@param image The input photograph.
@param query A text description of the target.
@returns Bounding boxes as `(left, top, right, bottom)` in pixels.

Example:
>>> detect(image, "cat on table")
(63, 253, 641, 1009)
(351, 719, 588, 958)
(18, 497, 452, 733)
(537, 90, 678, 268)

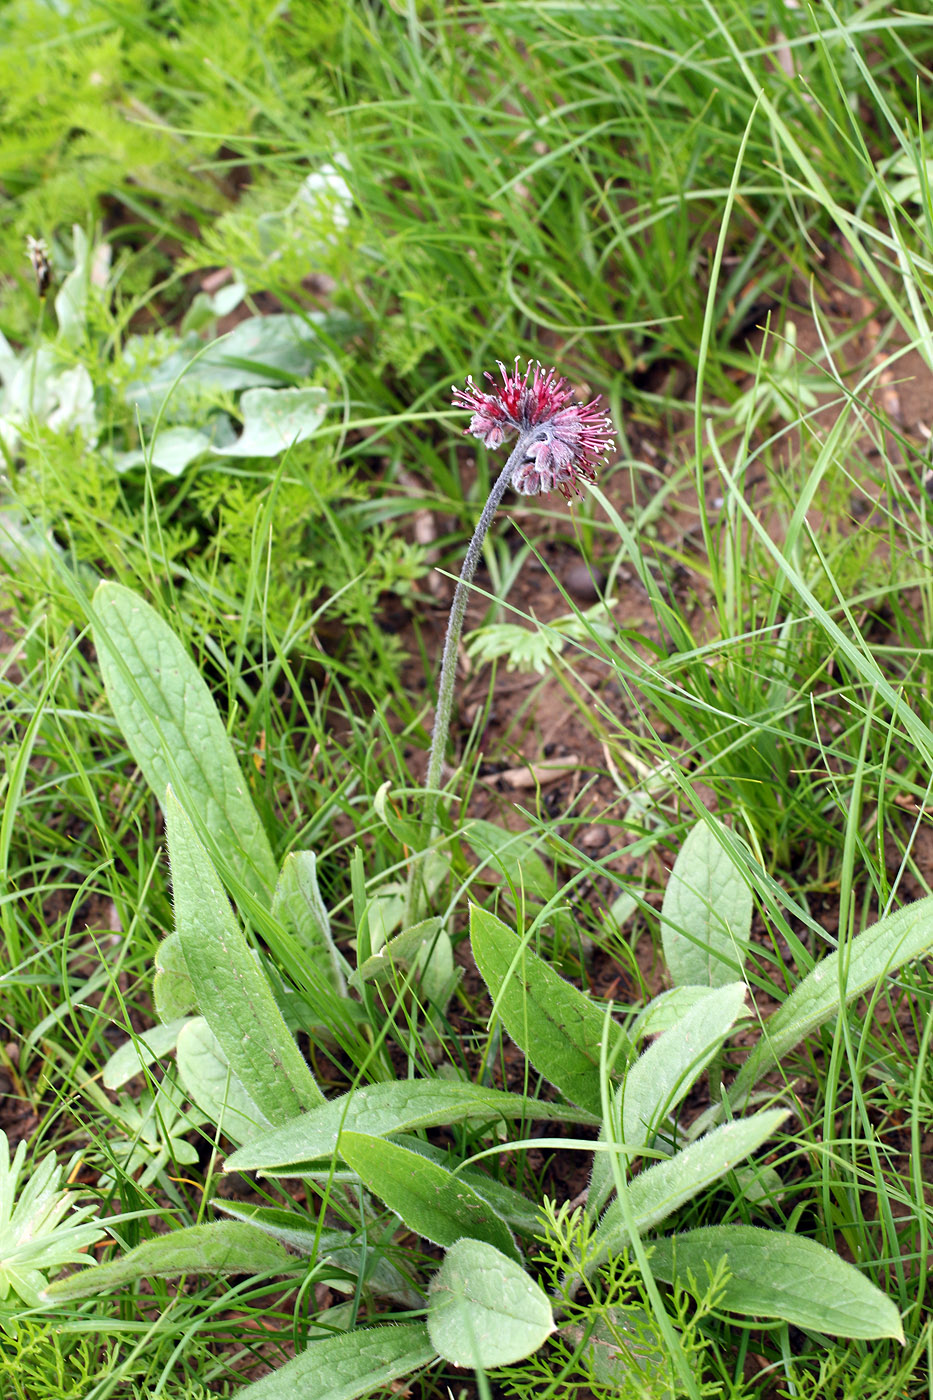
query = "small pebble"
(564, 561, 605, 600)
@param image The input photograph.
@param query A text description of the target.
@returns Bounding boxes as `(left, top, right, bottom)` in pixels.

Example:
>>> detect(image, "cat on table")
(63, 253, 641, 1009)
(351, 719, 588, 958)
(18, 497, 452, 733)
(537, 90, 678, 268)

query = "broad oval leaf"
(338, 1131, 520, 1261)
(42, 1221, 296, 1302)
(225, 1079, 596, 1175)
(212, 385, 327, 458)
(153, 931, 196, 1021)
(166, 788, 324, 1121)
(660, 818, 753, 988)
(93, 580, 277, 904)
(236, 1323, 436, 1400)
(470, 906, 629, 1116)
(649, 1224, 904, 1341)
(428, 1239, 554, 1367)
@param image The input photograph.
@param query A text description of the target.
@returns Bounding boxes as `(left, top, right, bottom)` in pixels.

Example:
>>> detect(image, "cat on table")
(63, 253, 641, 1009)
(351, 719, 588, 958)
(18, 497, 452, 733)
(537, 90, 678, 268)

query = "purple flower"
(452, 359, 614, 500)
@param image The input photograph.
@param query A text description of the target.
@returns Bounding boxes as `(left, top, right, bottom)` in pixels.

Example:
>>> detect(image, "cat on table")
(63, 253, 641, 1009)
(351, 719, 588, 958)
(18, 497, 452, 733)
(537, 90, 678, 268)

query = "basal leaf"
(166, 788, 324, 1121)
(42, 1222, 296, 1302)
(225, 1079, 596, 1175)
(470, 906, 629, 1115)
(93, 580, 277, 904)
(236, 1324, 436, 1400)
(649, 1224, 904, 1341)
(338, 1132, 520, 1261)
(428, 1239, 554, 1367)
(586, 1110, 789, 1276)
(660, 819, 753, 988)
(589, 983, 748, 1218)
(212, 386, 327, 458)
(175, 1017, 271, 1145)
(273, 851, 347, 996)
(733, 895, 933, 1102)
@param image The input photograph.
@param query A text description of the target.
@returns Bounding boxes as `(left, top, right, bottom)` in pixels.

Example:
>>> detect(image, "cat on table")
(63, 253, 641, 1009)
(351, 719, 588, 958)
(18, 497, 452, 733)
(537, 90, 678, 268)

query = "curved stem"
(406, 430, 534, 922)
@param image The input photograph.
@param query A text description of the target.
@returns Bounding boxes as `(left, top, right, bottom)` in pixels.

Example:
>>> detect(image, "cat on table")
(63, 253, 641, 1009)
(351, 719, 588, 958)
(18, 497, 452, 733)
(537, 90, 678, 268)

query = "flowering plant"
(407, 360, 614, 918)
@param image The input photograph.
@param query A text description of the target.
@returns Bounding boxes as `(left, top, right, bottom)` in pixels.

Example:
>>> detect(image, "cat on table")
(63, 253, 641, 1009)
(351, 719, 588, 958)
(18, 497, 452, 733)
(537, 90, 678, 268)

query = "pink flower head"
(452, 358, 614, 500)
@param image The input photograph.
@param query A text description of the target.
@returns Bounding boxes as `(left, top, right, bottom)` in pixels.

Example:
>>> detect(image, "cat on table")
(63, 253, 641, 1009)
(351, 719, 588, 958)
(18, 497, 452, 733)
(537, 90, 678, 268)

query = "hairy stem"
(406, 430, 535, 923)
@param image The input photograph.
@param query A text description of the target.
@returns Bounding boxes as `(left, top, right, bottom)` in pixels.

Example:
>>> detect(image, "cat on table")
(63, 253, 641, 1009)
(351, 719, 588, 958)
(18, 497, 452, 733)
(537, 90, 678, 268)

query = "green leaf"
(560, 1310, 673, 1396)
(212, 1205, 420, 1307)
(350, 918, 442, 989)
(587, 1110, 789, 1275)
(649, 1224, 905, 1341)
(42, 1222, 296, 1302)
(462, 820, 556, 903)
(225, 1080, 597, 1175)
(175, 1017, 271, 1144)
(589, 983, 748, 1218)
(93, 580, 277, 904)
(212, 386, 327, 457)
(338, 1132, 520, 1261)
(470, 906, 629, 1116)
(236, 1324, 436, 1400)
(733, 896, 933, 1102)
(166, 788, 324, 1120)
(102, 1017, 190, 1090)
(153, 931, 196, 1021)
(428, 1240, 554, 1367)
(660, 819, 753, 987)
(114, 425, 213, 476)
(631, 985, 724, 1039)
(273, 851, 347, 996)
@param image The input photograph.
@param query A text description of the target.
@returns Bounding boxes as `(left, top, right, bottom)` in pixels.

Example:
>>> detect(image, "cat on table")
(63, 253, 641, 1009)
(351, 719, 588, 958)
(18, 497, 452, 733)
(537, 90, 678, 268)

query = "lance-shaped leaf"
(166, 788, 324, 1120)
(93, 580, 277, 904)
(226, 1078, 596, 1175)
(660, 818, 753, 987)
(649, 1225, 904, 1341)
(237, 1324, 436, 1400)
(470, 906, 629, 1116)
(428, 1240, 554, 1367)
(42, 1221, 296, 1302)
(584, 1110, 789, 1278)
(338, 1131, 520, 1262)
(273, 850, 347, 996)
(589, 983, 748, 1218)
(733, 895, 933, 1102)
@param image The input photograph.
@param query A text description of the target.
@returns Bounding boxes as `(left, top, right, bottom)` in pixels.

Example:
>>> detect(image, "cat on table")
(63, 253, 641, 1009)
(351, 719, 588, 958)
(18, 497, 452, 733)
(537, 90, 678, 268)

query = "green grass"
(3, 0, 933, 1394)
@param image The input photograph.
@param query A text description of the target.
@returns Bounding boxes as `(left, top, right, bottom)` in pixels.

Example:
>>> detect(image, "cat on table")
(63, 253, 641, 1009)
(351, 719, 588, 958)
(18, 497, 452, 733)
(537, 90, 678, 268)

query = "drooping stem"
(406, 430, 535, 922)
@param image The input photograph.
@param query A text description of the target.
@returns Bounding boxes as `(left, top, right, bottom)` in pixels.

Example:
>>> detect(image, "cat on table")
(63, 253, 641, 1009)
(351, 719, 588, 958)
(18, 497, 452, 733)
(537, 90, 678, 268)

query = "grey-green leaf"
(428, 1239, 554, 1367)
(273, 851, 347, 995)
(733, 895, 933, 1103)
(649, 1224, 904, 1341)
(338, 1131, 520, 1261)
(660, 819, 753, 987)
(226, 1079, 597, 1175)
(93, 580, 277, 904)
(589, 983, 748, 1218)
(42, 1221, 296, 1302)
(166, 788, 324, 1120)
(103, 1017, 190, 1090)
(153, 931, 196, 1021)
(175, 1017, 271, 1144)
(212, 1205, 420, 1307)
(212, 386, 327, 457)
(470, 906, 629, 1116)
(587, 1110, 789, 1276)
(236, 1323, 436, 1400)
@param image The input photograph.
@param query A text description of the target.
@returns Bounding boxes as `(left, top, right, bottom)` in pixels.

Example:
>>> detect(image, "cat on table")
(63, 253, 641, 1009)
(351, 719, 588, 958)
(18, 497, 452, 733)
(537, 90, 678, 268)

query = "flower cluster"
(452, 358, 614, 499)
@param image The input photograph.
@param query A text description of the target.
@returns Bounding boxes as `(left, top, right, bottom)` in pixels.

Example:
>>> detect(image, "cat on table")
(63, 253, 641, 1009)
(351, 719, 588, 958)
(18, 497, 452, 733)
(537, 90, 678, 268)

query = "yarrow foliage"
(452, 359, 614, 499)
